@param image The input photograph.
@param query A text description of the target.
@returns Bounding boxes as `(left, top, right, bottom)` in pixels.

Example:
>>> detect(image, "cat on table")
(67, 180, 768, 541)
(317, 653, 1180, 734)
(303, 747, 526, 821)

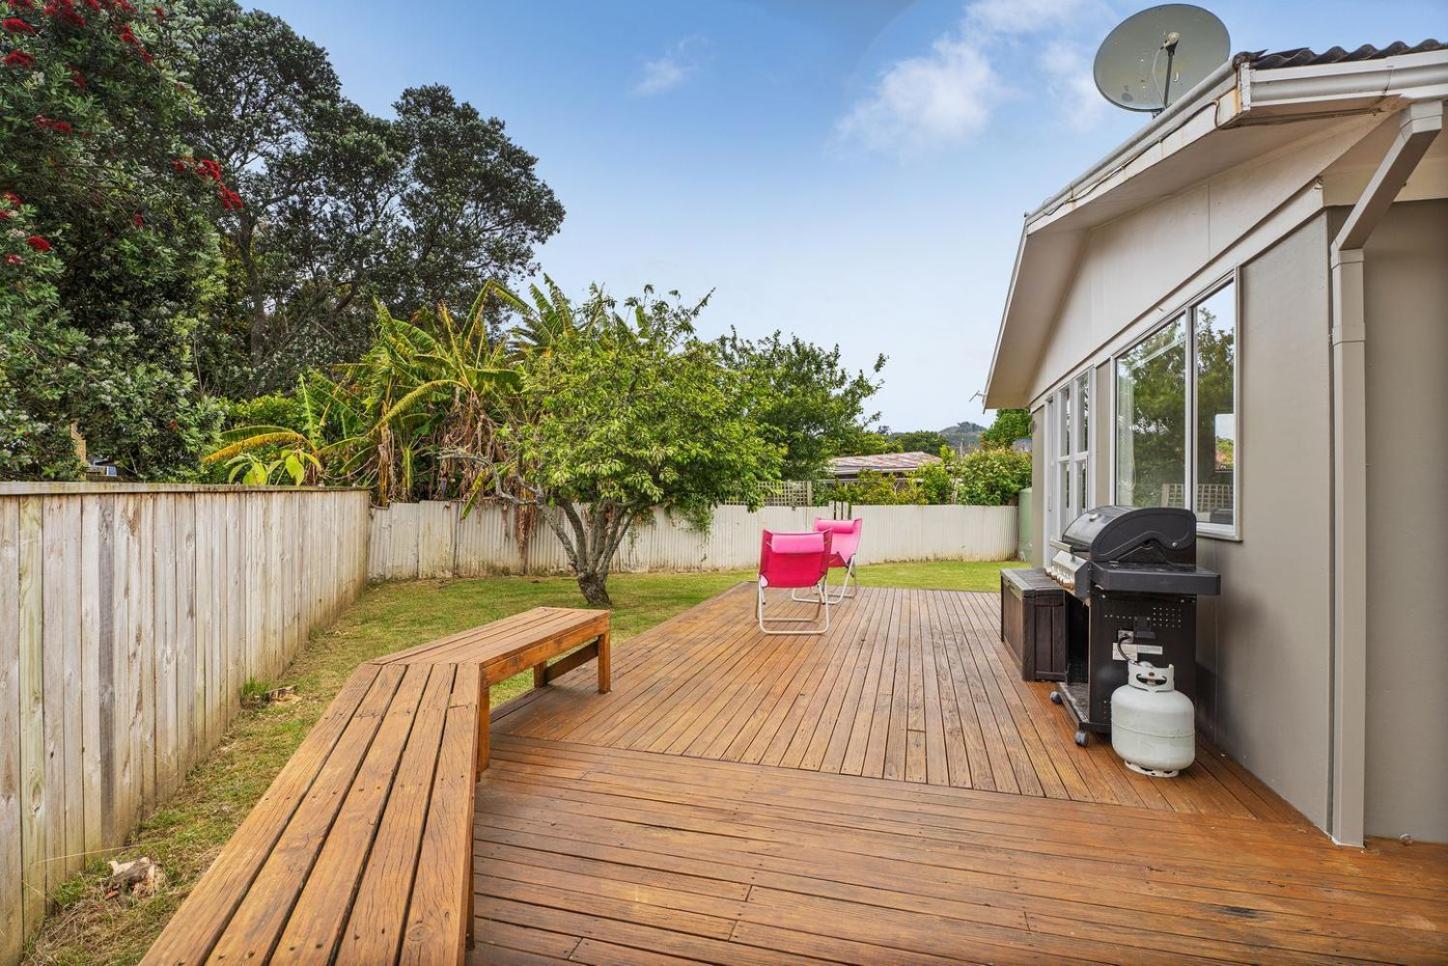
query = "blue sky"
(253, 0, 1444, 431)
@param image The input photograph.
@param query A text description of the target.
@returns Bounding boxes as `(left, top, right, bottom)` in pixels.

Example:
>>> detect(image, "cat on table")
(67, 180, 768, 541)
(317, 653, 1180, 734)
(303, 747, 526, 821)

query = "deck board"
(475, 585, 1448, 963)
(501, 586, 1281, 814)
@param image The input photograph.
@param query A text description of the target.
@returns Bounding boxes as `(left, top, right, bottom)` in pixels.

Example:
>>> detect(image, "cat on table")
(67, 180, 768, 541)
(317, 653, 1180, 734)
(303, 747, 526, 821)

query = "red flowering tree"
(1, 0, 235, 478)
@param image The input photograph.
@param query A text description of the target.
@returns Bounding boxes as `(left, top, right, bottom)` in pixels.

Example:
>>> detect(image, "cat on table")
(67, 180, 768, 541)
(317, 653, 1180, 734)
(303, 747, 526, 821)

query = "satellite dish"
(1093, 4, 1229, 114)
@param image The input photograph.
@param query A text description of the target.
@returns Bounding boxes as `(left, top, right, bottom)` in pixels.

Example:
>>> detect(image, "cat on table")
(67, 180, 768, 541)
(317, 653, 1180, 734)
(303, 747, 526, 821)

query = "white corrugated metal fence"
(369, 502, 1018, 580)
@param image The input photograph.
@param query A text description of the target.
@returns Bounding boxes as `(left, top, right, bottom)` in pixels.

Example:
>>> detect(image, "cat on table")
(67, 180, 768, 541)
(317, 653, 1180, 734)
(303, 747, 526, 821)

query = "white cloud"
(967, 0, 1086, 35)
(836, 35, 998, 155)
(836, 0, 1101, 155)
(1038, 39, 1108, 131)
(634, 37, 707, 96)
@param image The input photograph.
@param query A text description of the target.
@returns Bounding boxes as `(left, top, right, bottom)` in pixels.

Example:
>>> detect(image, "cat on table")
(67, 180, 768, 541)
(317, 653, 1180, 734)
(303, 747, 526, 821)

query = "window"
(1114, 279, 1237, 533)
(1048, 371, 1091, 540)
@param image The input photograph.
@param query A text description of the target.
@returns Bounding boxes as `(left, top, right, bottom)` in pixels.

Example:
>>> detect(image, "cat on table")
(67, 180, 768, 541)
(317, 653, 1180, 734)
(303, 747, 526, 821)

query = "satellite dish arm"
(1160, 31, 1181, 109)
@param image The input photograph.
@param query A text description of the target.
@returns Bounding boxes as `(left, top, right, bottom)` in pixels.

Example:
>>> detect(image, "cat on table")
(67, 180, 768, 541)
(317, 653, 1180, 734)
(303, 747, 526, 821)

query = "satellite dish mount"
(1093, 4, 1229, 115)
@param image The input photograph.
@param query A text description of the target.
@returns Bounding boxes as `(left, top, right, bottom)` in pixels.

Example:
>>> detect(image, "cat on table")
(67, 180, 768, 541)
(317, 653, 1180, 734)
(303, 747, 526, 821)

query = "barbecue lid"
(1061, 506, 1197, 559)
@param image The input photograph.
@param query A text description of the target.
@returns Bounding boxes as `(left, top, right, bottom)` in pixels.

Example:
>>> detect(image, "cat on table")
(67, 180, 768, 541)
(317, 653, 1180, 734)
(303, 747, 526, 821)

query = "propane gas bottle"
(1111, 661, 1194, 777)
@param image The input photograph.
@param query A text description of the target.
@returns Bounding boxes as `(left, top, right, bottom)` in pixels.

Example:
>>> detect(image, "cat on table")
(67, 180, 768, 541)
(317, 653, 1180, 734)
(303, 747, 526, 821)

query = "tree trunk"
(576, 570, 612, 608)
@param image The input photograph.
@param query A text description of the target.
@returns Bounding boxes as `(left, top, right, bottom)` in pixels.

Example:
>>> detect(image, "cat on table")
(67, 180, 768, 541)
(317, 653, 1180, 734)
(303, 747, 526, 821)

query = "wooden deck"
(474, 585, 1448, 964)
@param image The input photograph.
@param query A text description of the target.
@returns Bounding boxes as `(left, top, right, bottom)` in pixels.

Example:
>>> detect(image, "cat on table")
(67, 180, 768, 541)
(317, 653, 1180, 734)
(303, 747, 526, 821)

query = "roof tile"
(1240, 39, 1443, 70)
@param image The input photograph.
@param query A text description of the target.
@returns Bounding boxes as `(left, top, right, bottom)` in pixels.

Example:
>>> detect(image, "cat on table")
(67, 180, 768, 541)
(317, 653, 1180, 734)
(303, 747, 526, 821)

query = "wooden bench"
(143, 606, 609, 965)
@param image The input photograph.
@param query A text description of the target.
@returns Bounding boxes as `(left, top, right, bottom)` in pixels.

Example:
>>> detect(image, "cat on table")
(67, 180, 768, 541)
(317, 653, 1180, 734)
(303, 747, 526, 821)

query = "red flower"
(170, 157, 188, 173)
(5, 254, 23, 266)
(70, 67, 86, 88)
(131, 212, 143, 227)
(218, 187, 243, 211)
(43, 0, 86, 26)
(197, 158, 222, 181)
(26, 234, 51, 252)
(7, 0, 37, 10)
(3, 48, 34, 68)
(152, 4, 162, 17)
(3, 16, 36, 31)
(138, 47, 153, 64)
(33, 115, 74, 134)
(83, 0, 99, 7)
(0, 209, 10, 220)
(2, 191, 21, 206)
(116, 22, 136, 44)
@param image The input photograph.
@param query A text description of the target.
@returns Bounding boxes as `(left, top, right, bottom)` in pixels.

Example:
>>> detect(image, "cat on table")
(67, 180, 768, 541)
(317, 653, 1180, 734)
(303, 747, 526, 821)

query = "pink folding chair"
(792, 518, 863, 605)
(757, 529, 833, 635)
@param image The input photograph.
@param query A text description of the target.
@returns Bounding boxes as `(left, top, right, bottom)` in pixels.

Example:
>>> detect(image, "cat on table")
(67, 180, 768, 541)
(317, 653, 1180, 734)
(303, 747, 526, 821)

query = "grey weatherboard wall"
(1030, 203, 1447, 840)
(1361, 199, 1448, 842)
(1192, 213, 1335, 831)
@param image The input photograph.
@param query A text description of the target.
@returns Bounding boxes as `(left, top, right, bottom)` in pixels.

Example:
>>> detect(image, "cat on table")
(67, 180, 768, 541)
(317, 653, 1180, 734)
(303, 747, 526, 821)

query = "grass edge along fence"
(0, 483, 370, 964)
(370, 501, 1019, 580)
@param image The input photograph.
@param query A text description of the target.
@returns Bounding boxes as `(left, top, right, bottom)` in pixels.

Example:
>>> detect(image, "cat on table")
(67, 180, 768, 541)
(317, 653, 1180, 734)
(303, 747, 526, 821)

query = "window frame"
(1045, 365, 1094, 546)
(1109, 271, 1241, 540)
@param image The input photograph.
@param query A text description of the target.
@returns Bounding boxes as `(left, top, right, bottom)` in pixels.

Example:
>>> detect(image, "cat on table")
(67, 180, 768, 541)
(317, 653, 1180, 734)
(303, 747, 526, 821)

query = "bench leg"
(477, 683, 490, 778)
(597, 630, 611, 694)
(532, 663, 548, 689)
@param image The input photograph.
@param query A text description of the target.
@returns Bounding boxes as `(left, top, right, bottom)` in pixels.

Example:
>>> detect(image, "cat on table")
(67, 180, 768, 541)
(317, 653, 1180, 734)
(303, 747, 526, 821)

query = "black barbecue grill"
(1045, 506, 1220, 745)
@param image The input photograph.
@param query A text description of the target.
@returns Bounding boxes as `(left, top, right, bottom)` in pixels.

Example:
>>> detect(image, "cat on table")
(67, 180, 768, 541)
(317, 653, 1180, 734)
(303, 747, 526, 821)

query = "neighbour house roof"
(828, 452, 943, 476)
(983, 41, 1448, 409)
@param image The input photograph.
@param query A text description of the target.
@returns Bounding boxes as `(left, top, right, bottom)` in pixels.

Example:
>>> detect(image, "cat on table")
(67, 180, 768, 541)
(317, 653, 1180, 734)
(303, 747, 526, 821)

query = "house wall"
(1361, 199, 1448, 841)
(1026, 193, 1448, 840)
(1192, 214, 1334, 830)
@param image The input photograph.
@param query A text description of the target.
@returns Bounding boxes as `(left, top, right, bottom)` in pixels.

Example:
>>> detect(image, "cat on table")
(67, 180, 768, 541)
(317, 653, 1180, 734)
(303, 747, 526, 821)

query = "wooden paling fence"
(369, 501, 1018, 580)
(0, 484, 370, 963)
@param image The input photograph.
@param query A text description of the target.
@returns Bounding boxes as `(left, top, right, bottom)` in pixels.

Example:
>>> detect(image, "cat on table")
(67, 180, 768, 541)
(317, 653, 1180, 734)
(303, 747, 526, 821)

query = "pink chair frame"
(757, 529, 833, 635)
(791, 518, 862, 605)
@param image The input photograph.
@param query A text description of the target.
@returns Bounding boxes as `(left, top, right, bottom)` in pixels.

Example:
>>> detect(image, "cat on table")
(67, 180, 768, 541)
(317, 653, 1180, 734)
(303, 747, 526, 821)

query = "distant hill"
(939, 420, 987, 450)
(874, 419, 989, 455)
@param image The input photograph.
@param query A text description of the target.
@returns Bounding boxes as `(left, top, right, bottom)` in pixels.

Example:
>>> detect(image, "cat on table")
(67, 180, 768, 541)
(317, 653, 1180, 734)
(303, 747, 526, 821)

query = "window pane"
(1058, 462, 1072, 530)
(1195, 283, 1235, 526)
(1077, 460, 1088, 515)
(1058, 389, 1071, 457)
(1115, 317, 1186, 508)
(1077, 374, 1089, 452)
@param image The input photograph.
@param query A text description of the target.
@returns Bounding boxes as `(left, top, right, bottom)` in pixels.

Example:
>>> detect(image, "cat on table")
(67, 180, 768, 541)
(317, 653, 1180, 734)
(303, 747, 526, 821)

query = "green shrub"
(833, 469, 924, 506)
(223, 392, 308, 433)
(953, 448, 1031, 506)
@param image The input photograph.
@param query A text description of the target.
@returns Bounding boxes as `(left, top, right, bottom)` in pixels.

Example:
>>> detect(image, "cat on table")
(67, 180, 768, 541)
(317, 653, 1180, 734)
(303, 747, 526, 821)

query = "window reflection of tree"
(1115, 317, 1186, 507)
(1195, 295, 1235, 523)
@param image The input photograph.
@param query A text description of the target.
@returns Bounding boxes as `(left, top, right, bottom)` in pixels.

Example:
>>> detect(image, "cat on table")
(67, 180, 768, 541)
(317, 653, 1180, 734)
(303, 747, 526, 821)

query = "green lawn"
(856, 558, 1027, 590)
(23, 560, 1021, 965)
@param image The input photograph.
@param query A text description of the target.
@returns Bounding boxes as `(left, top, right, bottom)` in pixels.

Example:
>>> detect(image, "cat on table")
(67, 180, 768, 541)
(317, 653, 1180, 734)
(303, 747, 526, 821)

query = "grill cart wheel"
(1074, 729, 1090, 747)
(1050, 690, 1063, 705)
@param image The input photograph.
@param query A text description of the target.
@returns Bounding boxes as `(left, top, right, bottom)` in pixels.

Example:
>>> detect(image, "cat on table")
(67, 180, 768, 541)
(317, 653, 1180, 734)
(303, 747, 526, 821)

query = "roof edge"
(1025, 61, 1237, 226)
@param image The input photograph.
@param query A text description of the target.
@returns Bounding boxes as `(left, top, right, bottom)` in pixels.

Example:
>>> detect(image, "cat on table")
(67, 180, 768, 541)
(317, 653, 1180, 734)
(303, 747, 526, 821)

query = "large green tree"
(180, 0, 565, 393)
(2, 0, 227, 479)
(718, 330, 884, 479)
(979, 408, 1031, 449)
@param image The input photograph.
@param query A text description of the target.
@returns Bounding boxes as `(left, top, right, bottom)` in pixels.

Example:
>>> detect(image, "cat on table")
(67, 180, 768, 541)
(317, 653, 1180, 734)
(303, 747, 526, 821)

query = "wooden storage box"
(1000, 568, 1067, 682)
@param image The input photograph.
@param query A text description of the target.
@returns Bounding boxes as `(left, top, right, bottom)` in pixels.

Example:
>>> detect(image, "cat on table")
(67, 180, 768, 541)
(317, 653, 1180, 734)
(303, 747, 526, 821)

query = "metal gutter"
(1240, 50, 1448, 118)
(1026, 49, 1448, 227)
